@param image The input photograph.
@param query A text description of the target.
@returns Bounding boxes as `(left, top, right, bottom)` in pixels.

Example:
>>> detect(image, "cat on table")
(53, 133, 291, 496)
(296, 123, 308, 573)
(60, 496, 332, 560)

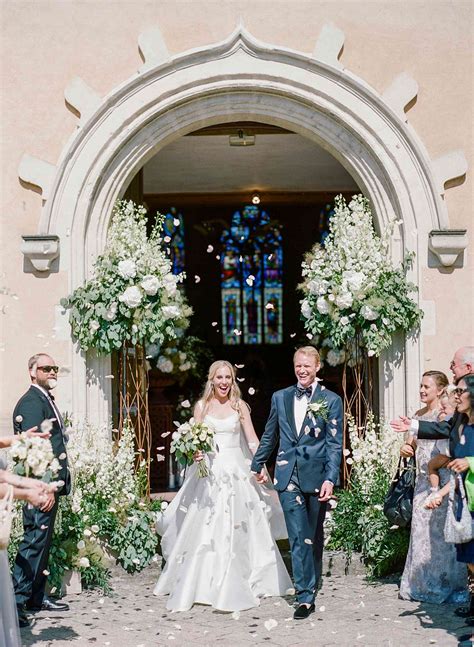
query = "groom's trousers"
(279, 467, 327, 604)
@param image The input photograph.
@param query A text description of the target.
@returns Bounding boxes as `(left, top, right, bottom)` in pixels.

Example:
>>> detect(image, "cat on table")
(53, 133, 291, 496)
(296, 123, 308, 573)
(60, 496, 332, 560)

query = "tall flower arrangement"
(300, 194, 422, 360)
(326, 414, 409, 577)
(8, 421, 162, 593)
(61, 200, 192, 355)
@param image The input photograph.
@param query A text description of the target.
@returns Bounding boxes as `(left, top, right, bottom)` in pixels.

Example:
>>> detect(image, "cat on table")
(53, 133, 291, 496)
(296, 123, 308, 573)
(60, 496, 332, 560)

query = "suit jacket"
(251, 383, 343, 493)
(12, 385, 71, 495)
(417, 411, 466, 456)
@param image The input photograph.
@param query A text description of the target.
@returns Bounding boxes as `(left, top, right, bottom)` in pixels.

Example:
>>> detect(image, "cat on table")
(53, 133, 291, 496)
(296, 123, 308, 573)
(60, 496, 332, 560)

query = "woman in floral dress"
(399, 370, 467, 603)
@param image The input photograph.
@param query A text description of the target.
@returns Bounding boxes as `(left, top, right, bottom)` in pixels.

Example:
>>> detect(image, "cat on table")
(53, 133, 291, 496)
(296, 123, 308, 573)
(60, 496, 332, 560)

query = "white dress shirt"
(293, 382, 316, 436)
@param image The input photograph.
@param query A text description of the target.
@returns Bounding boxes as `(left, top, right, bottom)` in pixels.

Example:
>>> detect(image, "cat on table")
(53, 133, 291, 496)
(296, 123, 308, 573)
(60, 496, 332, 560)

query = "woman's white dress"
(154, 412, 292, 611)
(399, 410, 467, 603)
(0, 454, 21, 647)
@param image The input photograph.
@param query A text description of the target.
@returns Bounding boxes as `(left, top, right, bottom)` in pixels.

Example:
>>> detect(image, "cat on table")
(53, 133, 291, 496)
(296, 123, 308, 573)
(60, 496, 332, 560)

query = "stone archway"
(19, 24, 467, 423)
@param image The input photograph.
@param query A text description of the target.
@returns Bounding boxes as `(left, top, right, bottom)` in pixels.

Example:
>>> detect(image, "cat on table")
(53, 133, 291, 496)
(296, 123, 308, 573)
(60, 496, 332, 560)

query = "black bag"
(383, 457, 416, 528)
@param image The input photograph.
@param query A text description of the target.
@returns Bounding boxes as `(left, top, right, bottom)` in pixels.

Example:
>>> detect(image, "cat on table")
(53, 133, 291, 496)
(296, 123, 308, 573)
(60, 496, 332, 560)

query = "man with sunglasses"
(11, 353, 71, 627)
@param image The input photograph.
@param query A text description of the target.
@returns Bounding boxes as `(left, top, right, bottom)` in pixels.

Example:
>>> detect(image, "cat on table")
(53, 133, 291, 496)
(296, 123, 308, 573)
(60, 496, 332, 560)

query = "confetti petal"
(264, 619, 278, 631)
(181, 400, 191, 408)
(235, 364, 245, 368)
(194, 275, 201, 283)
(161, 432, 171, 437)
(304, 538, 313, 544)
(248, 387, 255, 395)
(156, 454, 165, 462)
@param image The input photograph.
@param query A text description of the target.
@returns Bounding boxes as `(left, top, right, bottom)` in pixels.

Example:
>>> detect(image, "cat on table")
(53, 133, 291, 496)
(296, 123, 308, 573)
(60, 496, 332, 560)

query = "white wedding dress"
(154, 411, 292, 611)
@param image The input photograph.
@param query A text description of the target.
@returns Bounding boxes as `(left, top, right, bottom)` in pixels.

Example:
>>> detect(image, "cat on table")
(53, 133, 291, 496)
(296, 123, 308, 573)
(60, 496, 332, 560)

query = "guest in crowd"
(1, 438, 59, 646)
(12, 354, 71, 628)
(398, 371, 467, 603)
(425, 375, 474, 620)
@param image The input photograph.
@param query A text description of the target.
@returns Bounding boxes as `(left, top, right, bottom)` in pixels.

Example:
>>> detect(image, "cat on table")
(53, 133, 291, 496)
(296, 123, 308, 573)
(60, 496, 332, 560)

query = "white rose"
(316, 296, 330, 315)
(91, 525, 100, 533)
(117, 259, 137, 279)
(301, 299, 312, 319)
(163, 274, 178, 297)
(89, 320, 100, 333)
(162, 305, 180, 319)
(77, 540, 86, 550)
(78, 557, 90, 568)
(119, 285, 142, 309)
(104, 302, 118, 321)
(340, 316, 350, 326)
(360, 304, 379, 320)
(141, 275, 159, 296)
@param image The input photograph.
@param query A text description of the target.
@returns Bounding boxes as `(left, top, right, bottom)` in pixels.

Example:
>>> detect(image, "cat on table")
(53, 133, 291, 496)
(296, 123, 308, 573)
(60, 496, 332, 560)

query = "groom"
(251, 346, 343, 619)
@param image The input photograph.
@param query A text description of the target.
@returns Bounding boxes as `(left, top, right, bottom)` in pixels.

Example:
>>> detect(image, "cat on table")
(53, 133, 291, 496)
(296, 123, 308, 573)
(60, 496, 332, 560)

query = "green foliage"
(108, 507, 159, 573)
(327, 413, 410, 577)
(328, 461, 410, 577)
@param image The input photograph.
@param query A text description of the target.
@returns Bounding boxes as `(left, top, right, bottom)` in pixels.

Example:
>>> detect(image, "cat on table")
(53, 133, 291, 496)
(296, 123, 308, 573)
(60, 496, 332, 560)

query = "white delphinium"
(300, 194, 422, 358)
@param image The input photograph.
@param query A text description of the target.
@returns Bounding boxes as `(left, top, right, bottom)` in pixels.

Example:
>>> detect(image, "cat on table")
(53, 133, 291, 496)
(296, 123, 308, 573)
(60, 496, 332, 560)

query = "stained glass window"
(319, 203, 333, 245)
(162, 207, 185, 275)
(220, 206, 283, 345)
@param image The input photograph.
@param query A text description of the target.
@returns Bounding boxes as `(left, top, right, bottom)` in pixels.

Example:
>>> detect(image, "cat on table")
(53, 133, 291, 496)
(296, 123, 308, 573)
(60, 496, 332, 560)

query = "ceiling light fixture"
(229, 129, 255, 147)
(251, 192, 261, 205)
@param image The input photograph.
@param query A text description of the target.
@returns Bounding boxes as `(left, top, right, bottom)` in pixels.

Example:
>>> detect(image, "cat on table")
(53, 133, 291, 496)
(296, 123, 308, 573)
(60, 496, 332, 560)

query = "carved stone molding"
(21, 235, 60, 272)
(428, 229, 468, 267)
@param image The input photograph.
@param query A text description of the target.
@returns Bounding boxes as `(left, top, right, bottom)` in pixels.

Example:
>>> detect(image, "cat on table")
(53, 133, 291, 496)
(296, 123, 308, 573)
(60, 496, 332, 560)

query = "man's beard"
(46, 378, 57, 390)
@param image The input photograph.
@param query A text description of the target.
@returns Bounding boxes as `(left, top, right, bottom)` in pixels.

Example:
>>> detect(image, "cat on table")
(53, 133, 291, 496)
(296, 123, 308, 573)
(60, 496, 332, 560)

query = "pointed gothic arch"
(19, 25, 467, 423)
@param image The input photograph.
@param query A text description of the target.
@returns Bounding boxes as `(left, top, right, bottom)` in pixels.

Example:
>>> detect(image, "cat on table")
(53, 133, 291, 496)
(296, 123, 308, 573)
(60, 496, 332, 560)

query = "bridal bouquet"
(9, 429, 61, 482)
(170, 418, 215, 478)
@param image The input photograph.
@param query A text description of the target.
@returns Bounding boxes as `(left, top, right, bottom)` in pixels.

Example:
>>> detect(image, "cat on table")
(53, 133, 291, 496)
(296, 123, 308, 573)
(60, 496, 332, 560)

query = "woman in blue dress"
(430, 374, 474, 619)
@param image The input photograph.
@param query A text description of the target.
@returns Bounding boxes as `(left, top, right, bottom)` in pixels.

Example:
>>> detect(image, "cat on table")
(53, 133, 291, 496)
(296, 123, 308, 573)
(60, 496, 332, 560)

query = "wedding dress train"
(154, 412, 292, 611)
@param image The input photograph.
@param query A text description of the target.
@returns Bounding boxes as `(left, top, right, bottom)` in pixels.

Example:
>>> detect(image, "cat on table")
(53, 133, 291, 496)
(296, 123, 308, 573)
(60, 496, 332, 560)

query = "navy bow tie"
(295, 386, 312, 400)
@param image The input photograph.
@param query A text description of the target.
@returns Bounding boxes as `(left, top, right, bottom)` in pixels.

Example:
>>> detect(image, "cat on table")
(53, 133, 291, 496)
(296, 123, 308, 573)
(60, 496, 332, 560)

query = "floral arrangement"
(61, 200, 192, 355)
(170, 418, 215, 478)
(326, 413, 409, 576)
(300, 194, 422, 361)
(8, 421, 162, 593)
(9, 433, 60, 482)
(146, 335, 209, 383)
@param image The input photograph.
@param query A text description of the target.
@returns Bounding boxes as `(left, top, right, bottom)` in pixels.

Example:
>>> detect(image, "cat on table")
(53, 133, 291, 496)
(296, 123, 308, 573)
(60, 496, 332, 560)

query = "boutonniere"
(307, 398, 329, 422)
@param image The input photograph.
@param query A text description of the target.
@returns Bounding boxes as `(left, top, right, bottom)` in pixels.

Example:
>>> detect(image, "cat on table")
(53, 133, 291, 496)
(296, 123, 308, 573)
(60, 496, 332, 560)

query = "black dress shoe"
(27, 598, 69, 612)
(293, 603, 315, 620)
(16, 606, 30, 628)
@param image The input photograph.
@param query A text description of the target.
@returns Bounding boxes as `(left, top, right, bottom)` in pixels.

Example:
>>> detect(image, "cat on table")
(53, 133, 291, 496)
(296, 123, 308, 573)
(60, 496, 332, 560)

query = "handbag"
(0, 484, 14, 550)
(444, 473, 473, 544)
(383, 457, 416, 527)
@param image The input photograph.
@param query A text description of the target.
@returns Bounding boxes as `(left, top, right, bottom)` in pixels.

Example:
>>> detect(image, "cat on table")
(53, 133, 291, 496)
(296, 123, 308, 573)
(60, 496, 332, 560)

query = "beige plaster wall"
(0, 0, 472, 430)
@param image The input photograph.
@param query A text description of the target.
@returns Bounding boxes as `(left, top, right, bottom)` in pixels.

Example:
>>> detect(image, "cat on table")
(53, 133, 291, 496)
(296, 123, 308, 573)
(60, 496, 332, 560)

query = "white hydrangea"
(360, 304, 379, 320)
(162, 305, 180, 319)
(157, 356, 174, 373)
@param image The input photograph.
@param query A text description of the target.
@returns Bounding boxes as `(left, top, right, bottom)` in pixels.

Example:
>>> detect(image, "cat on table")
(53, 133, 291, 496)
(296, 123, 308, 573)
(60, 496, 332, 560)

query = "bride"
(154, 360, 292, 612)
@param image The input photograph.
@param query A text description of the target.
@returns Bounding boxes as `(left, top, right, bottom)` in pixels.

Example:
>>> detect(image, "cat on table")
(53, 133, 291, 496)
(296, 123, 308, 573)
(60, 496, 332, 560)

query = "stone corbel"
(428, 230, 468, 267)
(21, 235, 60, 272)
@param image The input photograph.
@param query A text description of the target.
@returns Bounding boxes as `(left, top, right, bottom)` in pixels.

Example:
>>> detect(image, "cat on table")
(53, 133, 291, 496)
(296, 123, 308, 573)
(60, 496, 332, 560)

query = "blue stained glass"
(220, 206, 283, 345)
(162, 207, 185, 274)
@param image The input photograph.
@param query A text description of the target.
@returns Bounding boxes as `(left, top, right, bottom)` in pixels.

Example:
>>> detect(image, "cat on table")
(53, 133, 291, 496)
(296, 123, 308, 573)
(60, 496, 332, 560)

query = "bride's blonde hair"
(200, 360, 244, 418)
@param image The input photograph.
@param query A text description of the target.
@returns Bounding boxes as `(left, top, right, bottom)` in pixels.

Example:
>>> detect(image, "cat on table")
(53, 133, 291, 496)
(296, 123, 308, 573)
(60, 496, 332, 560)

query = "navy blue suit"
(12, 385, 70, 608)
(251, 383, 343, 604)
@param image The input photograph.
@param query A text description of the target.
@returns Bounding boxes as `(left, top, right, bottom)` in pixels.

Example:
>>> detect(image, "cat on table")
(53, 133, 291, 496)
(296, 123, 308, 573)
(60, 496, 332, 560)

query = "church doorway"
(124, 122, 363, 491)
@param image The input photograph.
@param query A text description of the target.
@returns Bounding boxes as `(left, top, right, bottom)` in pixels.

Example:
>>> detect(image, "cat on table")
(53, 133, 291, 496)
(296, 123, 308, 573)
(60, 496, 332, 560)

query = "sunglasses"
(37, 365, 59, 374)
(453, 387, 468, 396)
